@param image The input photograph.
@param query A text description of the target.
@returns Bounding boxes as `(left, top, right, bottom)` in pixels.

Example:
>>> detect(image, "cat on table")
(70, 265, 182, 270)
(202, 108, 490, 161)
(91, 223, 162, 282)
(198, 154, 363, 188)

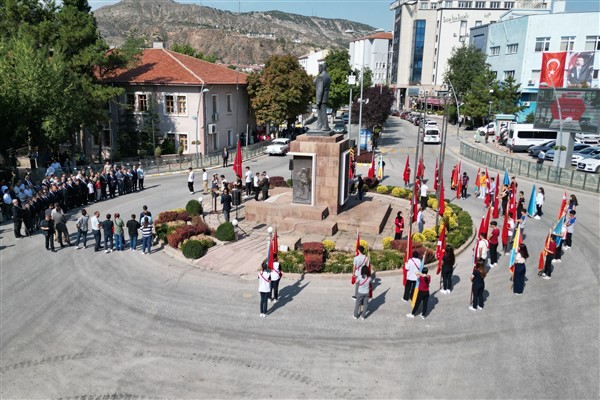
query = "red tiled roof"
(102, 48, 248, 86)
(351, 32, 393, 42)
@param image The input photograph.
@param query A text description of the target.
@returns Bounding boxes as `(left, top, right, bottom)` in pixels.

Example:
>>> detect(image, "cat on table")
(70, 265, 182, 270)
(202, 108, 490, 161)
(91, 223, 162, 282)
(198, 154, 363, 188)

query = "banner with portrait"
(565, 52, 595, 88)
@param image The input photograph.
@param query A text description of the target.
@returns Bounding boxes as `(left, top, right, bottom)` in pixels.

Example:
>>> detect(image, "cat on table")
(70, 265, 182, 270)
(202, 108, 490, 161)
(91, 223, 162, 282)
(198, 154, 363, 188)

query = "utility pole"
(347, 74, 355, 145)
(357, 66, 365, 156)
(435, 95, 450, 229)
(408, 91, 426, 245)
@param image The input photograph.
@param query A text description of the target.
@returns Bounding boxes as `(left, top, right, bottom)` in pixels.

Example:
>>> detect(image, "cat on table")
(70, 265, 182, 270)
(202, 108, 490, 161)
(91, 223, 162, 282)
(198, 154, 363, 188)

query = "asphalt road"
(1, 120, 598, 399)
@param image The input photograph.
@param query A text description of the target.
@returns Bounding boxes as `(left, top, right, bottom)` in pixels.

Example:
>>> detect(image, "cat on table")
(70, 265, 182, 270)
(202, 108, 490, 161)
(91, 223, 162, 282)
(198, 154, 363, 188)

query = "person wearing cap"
(137, 164, 145, 190)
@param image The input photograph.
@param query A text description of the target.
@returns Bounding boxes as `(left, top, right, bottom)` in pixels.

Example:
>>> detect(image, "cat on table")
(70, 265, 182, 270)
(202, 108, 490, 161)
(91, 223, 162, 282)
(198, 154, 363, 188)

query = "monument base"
(305, 129, 333, 137)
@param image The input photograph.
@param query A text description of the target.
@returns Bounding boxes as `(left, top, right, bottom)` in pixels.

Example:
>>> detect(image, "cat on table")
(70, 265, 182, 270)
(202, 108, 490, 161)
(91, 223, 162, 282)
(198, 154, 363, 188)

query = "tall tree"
(324, 49, 352, 112)
(247, 54, 313, 127)
(444, 45, 489, 101)
(495, 75, 524, 116)
(462, 69, 498, 127)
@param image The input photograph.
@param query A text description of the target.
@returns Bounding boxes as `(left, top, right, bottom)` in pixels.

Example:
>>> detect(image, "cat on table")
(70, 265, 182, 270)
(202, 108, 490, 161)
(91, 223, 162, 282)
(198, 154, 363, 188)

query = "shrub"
(215, 222, 236, 241)
(427, 198, 439, 210)
(370, 250, 404, 271)
(447, 231, 465, 249)
(322, 239, 335, 253)
(391, 187, 407, 198)
(186, 199, 202, 216)
(155, 223, 179, 243)
(278, 250, 305, 273)
(156, 210, 191, 224)
(167, 223, 212, 248)
(356, 239, 369, 253)
(304, 253, 324, 273)
(422, 228, 437, 242)
(363, 177, 379, 189)
(382, 237, 394, 250)
(269, 176, 286, 188)
(181, 240, 207, 259)
(323, 252, 354, 273)
(376, 185, 389, 194)
(412, 233, 426, 243)
(191, 215, 204, 226)
(286, 178, 293, 187)
(303, 242, 325, 254)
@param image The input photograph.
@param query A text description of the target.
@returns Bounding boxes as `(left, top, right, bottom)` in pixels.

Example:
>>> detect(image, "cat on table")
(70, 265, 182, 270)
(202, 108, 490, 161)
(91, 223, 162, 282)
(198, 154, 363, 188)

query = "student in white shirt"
(202, 168, 208, 194)
(420, 183, 429, 210)
(244, 166, 253, 197)
(403, 251, 421, 302)
(270, 254, 282, 302)
(477, 232, 489, 264)
(187, 167, 195, 194)
(258, 260, 271, 317)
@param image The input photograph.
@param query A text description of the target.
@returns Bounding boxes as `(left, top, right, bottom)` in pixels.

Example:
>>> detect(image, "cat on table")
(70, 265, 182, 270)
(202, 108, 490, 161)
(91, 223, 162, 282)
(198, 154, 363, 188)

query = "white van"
(508, 123, 558, 152)
(423, 127, 441, 144)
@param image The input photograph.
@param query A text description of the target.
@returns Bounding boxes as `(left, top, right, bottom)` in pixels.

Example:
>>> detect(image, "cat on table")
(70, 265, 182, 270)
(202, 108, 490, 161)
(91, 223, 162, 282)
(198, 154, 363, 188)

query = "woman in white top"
(534, 187, 545, 220)
(353, 265, 372, 320)
(269, 254, 282, 303)
(258, 261, 271, 317)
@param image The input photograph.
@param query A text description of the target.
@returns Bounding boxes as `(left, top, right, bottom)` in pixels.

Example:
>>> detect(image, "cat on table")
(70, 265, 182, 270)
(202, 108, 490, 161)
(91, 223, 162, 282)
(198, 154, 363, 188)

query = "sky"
(88, 0, 599, 31)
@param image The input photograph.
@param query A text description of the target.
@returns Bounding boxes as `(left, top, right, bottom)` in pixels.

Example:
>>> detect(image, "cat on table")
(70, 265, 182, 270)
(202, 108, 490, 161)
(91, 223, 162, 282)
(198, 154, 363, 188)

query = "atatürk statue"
(315, 63, 331, 131)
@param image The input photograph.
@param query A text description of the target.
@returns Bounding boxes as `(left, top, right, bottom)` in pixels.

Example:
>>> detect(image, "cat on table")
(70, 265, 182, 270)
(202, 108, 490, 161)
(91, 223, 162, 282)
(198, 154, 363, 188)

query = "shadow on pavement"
(366, 288, 389, 318)
(268, 274, 309, 314)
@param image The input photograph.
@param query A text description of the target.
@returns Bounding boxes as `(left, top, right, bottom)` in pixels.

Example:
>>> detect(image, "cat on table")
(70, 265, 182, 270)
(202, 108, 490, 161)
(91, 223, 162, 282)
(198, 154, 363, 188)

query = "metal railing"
(28, 141, 269, 181)
(460, 142, 600, 193)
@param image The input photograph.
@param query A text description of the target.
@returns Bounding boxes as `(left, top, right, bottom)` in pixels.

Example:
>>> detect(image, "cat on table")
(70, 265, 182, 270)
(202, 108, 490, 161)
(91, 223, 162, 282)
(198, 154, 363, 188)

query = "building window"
(531, 70, 541, 80)
(445, 0, 453, 6)
(475, 20, 482, 26)
(504, 1, 514, 8)
(594, 70, 599, 79)
(126, 94, 135, 110)
(504, 70, 515, 80)
(165, 95, 175, 114)
(506, 43, 518, 54)
(490, 46, 500, 56)
(227, 129, 234, 146)
(226, 94, 233, 113)
(431, 2, 437, 9)
(137, 94, 147, 112)
(585, 35, 600, 51)
(211, 95, 218, 114)
(179, 134, 188, 152)
(420, 1, 429, 9)
(410, 20, 426, 84)
(475, 1, 485, 7)
(177, 95, 187, 114)
(560, 36, 576, 51)
(458, 1, 472, 7)
(490, 1, 500, 7)
(535, 37, 551, 52)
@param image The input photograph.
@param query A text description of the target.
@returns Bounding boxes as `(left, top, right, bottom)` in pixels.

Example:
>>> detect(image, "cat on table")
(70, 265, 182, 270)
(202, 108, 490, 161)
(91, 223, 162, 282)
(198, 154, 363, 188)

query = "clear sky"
(88, 0, 599, 31)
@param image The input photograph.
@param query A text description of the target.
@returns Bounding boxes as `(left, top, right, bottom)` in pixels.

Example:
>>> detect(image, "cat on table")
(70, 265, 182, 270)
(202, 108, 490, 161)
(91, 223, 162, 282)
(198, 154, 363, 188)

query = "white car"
(264, 138, 290, 155)
(477, 122, 508, 136)
(424, 120, 438, 127)
(571, 147, 600, 165)
(423, 127, 441, 144)
(577, 153, 600, 173)
(575, 132, 600, 145)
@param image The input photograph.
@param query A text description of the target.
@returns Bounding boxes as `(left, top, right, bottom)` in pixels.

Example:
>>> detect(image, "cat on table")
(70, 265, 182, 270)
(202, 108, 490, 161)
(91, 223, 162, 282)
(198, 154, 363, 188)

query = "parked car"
(575, 131, 600, 145)
(545, 144, 590, 161)
(571, 146, 600, 165)
(264, 138, 290, 156)
(477, 121, 508, 137)
(400, 111, 411, 119)
(341, 112, 349, 124)
(577, 153, 600, 173)
(333, 122, 347, 135)
(423, 127, 441, 144)
(423, 120, 438, 127)
(528, 140, 556, 157)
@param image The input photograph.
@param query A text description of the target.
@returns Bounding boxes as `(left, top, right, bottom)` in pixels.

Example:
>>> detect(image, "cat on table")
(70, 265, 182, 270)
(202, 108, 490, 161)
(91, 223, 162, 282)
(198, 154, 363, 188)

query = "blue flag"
(553, 217, 564, 245)
(527, 185, 537, 217)
(503, 170, 510, 186)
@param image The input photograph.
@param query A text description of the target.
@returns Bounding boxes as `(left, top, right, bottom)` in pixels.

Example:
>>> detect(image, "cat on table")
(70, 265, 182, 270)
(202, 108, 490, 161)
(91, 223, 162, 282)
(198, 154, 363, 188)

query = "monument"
(314, 63, 331, 132)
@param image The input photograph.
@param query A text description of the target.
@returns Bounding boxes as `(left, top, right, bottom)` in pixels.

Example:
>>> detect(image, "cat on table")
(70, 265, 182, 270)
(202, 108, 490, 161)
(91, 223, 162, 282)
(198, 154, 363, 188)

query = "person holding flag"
(258, 259, 271, 317)
(403, 155, 411, 187)
(407, 267, 430, 319)
(470, 259, 487, 311)
(353, 244, 368, 298)
(450, 165, 458, 190)
(553, 220, 567, 264)
(488, 221, 500, 267)
(461, 172, 469, 199)
(542, 234, 556, 280)
(403, 250, 421, 302)
(441, 245, 455, 294)
(270, 250, 282, 302)
(564, 210, 577, 250)
(513, 243, 529, 295)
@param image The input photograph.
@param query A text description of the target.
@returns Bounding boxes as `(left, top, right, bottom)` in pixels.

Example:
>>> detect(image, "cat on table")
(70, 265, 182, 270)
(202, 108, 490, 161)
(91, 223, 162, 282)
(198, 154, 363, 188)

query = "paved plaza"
(1, 118, 598, 398)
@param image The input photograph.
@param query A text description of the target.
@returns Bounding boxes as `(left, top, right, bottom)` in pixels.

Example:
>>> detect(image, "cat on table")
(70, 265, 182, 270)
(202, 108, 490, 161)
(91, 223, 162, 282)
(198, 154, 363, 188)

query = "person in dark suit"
(567, 55, 593, 87)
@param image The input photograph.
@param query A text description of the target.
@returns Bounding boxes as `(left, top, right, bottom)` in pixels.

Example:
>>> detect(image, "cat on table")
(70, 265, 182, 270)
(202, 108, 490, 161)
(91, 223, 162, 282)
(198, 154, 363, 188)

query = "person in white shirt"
(202, 168, 208, 194)
(403, 251, 421, 302)
(91, 211, 102, 252)
(420, 183, 429, 210)
(244, 166, 253, 197)
(269, 254, 282, 303)
(187, 167, 195, 194)
(253, 172, 260, 201)
(258, 261, 271, 317)
(534, 187, 545, 220)
(477, 232, 489, 264)
(488, 177, 496, 207)
(137, 164, 145, 190)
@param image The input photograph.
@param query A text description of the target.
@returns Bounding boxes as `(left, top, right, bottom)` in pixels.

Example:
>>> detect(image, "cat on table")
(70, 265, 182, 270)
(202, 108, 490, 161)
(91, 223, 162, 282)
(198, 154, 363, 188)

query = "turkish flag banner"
(540, 52, 567, 88)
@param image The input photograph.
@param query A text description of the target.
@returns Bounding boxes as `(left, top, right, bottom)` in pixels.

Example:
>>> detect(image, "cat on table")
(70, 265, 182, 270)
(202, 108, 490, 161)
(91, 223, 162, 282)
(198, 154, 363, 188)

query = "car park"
(264, 138, 290, 156)
(545, 144, 590, 161)
(333, 122, 347, 135)
(575, 131, 600, 145)
(528, 140, 556, 157)
(577, 153, 600, 173)
(423, 127, 441, 144)
(571, 146, 600, 165)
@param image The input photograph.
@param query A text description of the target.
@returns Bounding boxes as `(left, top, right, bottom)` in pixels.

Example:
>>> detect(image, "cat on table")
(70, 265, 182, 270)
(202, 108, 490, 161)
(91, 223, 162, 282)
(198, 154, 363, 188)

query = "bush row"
(156, 210, 191, 224)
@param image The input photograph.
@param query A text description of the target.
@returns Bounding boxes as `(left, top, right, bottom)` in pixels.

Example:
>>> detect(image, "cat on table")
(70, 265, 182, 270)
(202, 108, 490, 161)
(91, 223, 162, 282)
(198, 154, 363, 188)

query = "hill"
(94, 0, 376, 66)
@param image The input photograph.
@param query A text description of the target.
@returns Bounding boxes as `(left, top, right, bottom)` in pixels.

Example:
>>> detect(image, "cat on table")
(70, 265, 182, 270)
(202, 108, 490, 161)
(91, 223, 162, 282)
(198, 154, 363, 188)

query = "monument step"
(280, 217, 338, 236)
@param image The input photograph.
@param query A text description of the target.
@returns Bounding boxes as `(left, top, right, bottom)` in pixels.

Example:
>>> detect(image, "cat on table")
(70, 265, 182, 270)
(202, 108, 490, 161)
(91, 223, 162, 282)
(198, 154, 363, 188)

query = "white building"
(348, 32, 393, 86)
(298, 49, 330, 77)
(389, 0, 550, 108)
(470, 9, 600, 120)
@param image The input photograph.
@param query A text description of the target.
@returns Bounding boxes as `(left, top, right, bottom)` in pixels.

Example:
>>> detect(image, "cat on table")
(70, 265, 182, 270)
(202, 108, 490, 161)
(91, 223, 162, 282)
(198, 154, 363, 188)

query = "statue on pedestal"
(315, 63, 331, 131)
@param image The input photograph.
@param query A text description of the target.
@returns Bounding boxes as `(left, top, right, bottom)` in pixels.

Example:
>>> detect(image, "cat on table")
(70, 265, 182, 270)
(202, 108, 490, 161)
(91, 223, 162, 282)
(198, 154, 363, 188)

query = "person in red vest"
(542, 235, 556, 280)
(488, 221, 500, 267)
(407, 267, 431, 319)
(394, 211, 404, 240)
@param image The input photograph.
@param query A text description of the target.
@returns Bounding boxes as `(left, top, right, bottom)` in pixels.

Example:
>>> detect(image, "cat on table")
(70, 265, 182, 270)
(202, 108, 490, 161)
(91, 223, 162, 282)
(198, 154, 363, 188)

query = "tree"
(171, 43, 217, 63)
(356, 67, 373, 90)
(324, 50, 352, 112)
(140, 94, 161, 155)
(117, 107, 140, 158)
(247, 54, 313, 127)
(462, 69, 498, 128)
(444, 45, 489, 101)
(350, 86, 394, 130)
(495, 75, 524, 116)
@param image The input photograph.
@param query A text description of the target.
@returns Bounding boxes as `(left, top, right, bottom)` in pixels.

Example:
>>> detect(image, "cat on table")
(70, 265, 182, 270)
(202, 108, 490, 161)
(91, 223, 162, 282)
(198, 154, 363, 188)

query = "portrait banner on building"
(565, 51, 595, 88)
(540, 52, 567, 88)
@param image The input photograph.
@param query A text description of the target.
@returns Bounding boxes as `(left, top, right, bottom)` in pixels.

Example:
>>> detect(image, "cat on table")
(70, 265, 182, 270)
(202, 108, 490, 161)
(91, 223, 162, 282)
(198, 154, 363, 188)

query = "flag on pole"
(451, 165, 458, 190)
(553, 216, 565, 245)
(456, 177, 462, 199)
(509, 185, 517, 215)
(438, 179, 445, 217)
(417, 157, 425, 179)
(501, 210, 509, 250)
(349, 153, 354, 180)
(403, 155, 411, 185)
(267, 236, 274, 271)
(434, 159, 439, 191)
(508, 225, 523, 273)
(492, 173, 500, 219)
(411, 253, 426, 308)
(232, 139, 243, 178)
(412, 180, 420, 223)
(558, 190, 567, 219)
(538, 233, 551, 273)
(484, 205, 492, 235)
(527, 185, 537, 217)
(272, 227, 279, 256)
(436, 224, 446, 275)
(367, 155, 375, 178)
(503, 169, 510, 186)
(474, 167, 481, 194)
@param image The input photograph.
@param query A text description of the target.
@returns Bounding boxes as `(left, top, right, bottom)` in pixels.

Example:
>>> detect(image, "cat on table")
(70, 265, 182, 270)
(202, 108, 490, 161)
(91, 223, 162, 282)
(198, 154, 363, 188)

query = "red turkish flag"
(540, 52, 567, 88)
(438, 179, 445, 217)
(434, 159, 439, 191)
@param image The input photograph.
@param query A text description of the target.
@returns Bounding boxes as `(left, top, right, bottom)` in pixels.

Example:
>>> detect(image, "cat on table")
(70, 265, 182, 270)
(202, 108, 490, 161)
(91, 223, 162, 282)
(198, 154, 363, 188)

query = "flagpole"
(436, 95, 450, 229)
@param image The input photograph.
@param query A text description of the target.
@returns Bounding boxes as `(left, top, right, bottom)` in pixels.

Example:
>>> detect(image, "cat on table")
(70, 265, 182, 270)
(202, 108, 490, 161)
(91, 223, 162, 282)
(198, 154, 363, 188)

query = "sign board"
(534, 88, 600, 134)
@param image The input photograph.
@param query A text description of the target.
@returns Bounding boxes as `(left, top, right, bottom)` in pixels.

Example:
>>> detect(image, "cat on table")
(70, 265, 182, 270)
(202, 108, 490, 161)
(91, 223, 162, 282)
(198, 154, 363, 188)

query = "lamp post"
(357, 66, 365, 156)
(200, 87, 210, 156)
(435, 95, 450, 229)
(540, 82, 571, 169)
(347, 73, 356, 144)
(446, 79, 461, 139)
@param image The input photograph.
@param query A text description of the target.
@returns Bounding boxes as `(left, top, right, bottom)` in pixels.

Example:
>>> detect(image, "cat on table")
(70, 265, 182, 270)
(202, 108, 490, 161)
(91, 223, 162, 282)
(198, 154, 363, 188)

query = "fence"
(460, 142, 600, 193)
(28, 141, 269, 182)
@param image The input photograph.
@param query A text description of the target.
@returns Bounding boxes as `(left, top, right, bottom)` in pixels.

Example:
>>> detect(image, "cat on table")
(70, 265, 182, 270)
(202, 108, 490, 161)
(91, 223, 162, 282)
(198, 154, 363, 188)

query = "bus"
(508, 123, 558, 152)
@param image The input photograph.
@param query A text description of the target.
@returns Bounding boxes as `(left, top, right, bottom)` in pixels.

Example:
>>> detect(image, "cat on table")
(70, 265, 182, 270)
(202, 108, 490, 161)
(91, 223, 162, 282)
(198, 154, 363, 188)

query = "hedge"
(303, 242, 324, 273)
(167, 223, 212, 248)
(156, 210, 191, 224)
(181, 240, 208, 259)
(185, 199, 203, 216)
(215, 222, 235, 242)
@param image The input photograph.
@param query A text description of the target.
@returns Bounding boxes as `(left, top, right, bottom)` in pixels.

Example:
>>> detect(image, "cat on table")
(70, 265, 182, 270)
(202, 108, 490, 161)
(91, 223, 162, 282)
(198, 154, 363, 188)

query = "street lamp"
(357, 65, 365, 156)
(347, 74, 356, 143)
(198, 87, 210, 157)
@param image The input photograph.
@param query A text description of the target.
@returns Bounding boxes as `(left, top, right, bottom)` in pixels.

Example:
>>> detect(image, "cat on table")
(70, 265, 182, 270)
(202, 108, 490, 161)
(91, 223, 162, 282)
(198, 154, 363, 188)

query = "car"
(423, 120, 438, 127)
(528, 140, 556, 157)
(575, 131, 600, 145)
(423, 127, 441, 144)
(571, 146, 600, 165)
(333, 122, 347, 135)
(400, 111, 411, 120)
(477, 121, 508, 137)
(577, 153, 600, 173)
(341, 112, 349, 124)
(545, 144, 590, 161)
(263, 138, 290, 156)
(390, 109, 400, 116)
